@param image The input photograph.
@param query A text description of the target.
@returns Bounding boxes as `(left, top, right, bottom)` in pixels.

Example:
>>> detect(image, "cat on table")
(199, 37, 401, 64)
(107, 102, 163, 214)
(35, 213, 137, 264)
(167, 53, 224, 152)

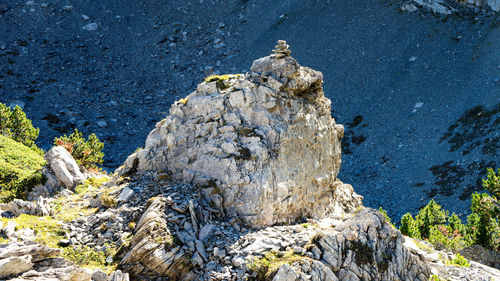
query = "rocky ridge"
(1, 42, 499, 281)
(401, 0, 500, 14)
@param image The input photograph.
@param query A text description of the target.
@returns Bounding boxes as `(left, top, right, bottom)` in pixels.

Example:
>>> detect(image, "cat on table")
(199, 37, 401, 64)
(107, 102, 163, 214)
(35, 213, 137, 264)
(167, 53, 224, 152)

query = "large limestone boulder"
(117, 42, 362, 227)
(46, 146, 85, 190)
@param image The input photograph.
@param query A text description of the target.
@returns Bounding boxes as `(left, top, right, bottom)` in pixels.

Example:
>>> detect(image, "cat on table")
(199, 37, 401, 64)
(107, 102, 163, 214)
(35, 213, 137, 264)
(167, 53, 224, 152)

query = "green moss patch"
(348, 241, 374, 265)
(203, 74, 242, 90)
(62, 244, 118, 274)
(1, 175, 119, 273)
(248, 250, 310, 281)
(0, 135, 46, 202)
(446, 253, 470, 267)
(0, 214, 66, 247)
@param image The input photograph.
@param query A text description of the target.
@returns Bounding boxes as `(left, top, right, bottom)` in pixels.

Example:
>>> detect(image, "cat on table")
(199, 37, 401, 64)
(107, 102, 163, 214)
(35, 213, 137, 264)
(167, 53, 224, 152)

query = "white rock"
(91, 268, 109, 281)
(198, 224, 214, 241)
(47, 146, 84, 189)
(117, 186, 134, 202)
(97, 121, 108, 128)
(273, 263, 298, 281)
(0, 255, 33, 279)
(109, 270, 129, 281)
(8, 100, 25, 109)
(82, 23, 98, 31)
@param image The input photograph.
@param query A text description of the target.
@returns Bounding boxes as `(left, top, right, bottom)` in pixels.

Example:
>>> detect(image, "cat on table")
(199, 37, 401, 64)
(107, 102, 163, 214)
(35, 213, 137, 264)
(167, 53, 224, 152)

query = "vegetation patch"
(304, 232, 324, 251)
(203, 74, 242, 90)
(378, 207, 395, 228)
(445, 253, 470, 267)
(1, 174, 119, 273)
(398, 168, 499, 252)
(376, 259, 389, 273)
(0, 214, 65, 247)
(248, 250, 309, 281)
(348, 241, 374, 265)
(0, 135, 46, 202)
(62, 243, 119, 274)
(154, 234, 174, 248)
(414, 240, 435, 254)
(429, 274, 447, 281)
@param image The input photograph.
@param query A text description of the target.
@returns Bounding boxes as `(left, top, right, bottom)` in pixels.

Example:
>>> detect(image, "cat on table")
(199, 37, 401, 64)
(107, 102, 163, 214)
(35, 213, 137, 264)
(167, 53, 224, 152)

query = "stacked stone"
(272, 40, 291, 58)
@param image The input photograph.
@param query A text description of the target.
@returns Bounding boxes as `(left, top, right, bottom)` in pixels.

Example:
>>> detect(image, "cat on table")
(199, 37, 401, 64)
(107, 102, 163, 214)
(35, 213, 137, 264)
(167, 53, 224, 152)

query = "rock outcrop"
(0, 197, 53, 217)
(117, 41, 362, 227)
(404, 0, 499, 14)
(119, 196, 194, 280)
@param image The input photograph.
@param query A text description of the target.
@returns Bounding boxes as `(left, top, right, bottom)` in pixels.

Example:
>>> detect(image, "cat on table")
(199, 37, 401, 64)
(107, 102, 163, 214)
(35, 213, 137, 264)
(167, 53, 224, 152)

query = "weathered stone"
(0, 197, 53, 217)
(313, 208, 431, 281)
(0, 255, 33, 279)
(272, 263, 298, 281)
(119, 197, 193, 280)
(92, 268, 110, 281)
(46, 146, 85, 189)
(0, 242, 60, 262)
(117, 186, 134, 202)
(413, 0, 452, 14)
(117, 42, 362, 227)
(459, 245, 500, 269)
(488, 0, 500, 11)
(109, 270, 130, 281)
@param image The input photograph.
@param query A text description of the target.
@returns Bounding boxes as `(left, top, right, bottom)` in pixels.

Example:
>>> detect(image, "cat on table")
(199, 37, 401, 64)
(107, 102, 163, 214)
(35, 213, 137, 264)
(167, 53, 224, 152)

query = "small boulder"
(272, 263, 298, 281)
(47, 146, 85, 189)
(0, 255, 33, 279)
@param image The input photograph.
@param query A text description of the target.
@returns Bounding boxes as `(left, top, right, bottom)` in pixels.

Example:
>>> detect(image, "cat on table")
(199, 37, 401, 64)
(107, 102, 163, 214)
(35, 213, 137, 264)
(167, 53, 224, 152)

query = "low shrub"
(398, 168, 499, 252)
(62, 243, 118, 273)
(378, 207, 395, 228)
(0, 135, 46, 202)
(446, 253, 470, 267)
(54, 129, 104, 169)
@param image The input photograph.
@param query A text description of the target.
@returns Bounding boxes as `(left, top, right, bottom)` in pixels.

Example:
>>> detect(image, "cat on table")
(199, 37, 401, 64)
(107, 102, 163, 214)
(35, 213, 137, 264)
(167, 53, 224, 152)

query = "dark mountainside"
(1, 0, 499, 221)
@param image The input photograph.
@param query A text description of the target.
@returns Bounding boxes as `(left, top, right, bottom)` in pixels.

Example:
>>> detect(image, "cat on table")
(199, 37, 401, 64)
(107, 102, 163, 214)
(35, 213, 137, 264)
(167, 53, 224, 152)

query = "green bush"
(415, 199, 448, 239)
(54, 129, 104, 169)
(400, 213, 421, 239)
(399, 168, 499, 252)
(483, 168, 499, 197)
(0, 103, 40, 150)
(446, 253, 470, 267)
(0, 135, 46, 202)
(467, 192, 499, 250)
(428, 225, 467, 252)
(378, 207, 395, 228)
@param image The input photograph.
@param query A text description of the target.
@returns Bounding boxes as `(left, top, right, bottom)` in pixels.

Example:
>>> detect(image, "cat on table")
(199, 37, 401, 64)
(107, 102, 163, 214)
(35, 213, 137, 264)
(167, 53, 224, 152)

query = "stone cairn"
(272, 40, 291, 58)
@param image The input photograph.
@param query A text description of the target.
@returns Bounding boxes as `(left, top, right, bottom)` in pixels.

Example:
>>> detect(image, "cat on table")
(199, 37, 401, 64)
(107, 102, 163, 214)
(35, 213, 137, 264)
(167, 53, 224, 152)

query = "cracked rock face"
(117, 50, 362, 227)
